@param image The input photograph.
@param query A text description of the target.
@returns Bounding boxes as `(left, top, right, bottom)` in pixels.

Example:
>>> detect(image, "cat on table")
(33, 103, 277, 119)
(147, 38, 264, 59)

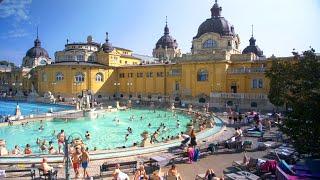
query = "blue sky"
(0, 0, 319, 65)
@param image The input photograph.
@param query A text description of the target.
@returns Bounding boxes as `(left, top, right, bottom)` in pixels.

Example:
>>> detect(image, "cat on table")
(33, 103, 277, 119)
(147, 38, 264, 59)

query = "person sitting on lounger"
(112, 163, 124, 179)
(150, 169, 163, 180)
(205, 169, 217, 180)
(167, 164, 182, 180)
(40, 158, 53, 174)
(134, 165, 148, 180)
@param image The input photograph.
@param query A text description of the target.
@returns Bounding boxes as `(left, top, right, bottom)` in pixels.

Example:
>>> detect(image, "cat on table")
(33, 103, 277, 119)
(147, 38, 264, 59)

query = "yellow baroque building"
(1, 1, 297, 111)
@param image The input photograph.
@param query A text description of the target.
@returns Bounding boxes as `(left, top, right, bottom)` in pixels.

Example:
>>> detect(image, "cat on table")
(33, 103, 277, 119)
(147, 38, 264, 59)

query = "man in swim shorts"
(71, 147, 81, 178)
(81, 147, 90, 178)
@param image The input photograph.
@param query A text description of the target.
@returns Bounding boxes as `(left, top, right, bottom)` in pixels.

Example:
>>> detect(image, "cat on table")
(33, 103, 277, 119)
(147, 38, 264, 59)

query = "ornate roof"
(242, 36, 264, 57)
(25, 34, 49, 59)
(194, 0, 235, 39)
(102, 32, 114, 53)
(155, 20, 178, 49)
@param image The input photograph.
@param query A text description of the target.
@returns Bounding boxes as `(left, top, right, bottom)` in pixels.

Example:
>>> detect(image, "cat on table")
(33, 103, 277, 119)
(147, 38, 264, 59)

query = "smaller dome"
(102, 32, 114, 53)
(25, 37, 49, 58)
(155, 22, 178, 49)
(242, 37, 264, 57)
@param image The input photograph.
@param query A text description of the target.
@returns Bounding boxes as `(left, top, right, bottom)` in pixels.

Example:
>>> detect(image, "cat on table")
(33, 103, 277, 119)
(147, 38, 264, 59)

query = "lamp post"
(127, 82, 132, 99)
(114, 82, 120, 100)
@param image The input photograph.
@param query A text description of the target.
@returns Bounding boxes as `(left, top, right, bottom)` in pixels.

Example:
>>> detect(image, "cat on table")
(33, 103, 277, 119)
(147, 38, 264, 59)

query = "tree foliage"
(266, 48, 320, 157)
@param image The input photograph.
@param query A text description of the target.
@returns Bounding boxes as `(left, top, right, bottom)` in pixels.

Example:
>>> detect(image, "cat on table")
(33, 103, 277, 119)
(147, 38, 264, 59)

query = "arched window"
(197, 69, 208, 81)
(74, 72, 85, 83)
(203, 39, 217, 48)
(96, 73, 104, 82)
(56, 72, 64, 81)
(42, 73, 47, 82)
(199, 97, 206, 103)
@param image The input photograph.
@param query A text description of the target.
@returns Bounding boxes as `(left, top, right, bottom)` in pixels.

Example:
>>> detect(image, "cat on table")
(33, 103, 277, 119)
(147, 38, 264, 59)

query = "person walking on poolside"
(81, 147, 90, 178)
(190, 129, 197, 147)
(71, 147, 81, 178)
(57, 129, 65, 154)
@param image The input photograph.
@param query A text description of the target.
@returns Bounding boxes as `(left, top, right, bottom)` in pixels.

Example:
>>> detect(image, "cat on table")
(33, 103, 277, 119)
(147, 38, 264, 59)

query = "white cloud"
(0, 0, 32, 21)
(0, 29, 29, 39)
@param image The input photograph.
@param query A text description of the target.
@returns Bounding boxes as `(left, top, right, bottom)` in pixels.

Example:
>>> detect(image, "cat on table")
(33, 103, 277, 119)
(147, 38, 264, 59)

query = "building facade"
(1, 0, 300, 111)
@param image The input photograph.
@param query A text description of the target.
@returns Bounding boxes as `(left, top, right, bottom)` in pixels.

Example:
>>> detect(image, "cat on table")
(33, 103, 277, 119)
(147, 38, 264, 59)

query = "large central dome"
(194, 0, 235, 39)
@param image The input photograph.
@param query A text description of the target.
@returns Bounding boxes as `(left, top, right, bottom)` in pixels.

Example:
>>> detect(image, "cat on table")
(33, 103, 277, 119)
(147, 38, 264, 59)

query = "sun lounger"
(100, 160, 137, 177)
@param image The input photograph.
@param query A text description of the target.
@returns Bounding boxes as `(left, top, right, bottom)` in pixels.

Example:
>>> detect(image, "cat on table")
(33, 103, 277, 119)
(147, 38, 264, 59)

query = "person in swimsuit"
(12, 145, 21, 155)
(167, 164, 182, 180)
(190, 129, 197, 147)
(40, 158, 53, 174)
(81, 147, 90, 178)
(48, 141, 56, 154)
(57, 130, 65, 154)
(40, 140, 48, 153)
(85, 131, 91, 139)
(24, 144, 32, 155)
(71, 147, 81, 178)
(134, 165, 148, 180)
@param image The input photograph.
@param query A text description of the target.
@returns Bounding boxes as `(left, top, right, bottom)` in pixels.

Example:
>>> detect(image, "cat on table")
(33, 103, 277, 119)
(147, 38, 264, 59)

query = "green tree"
(266, 48, 320, 157)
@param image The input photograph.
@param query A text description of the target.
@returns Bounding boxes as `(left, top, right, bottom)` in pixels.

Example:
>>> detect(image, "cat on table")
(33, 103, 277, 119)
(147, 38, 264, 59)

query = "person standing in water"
(57, 130, 65, 154)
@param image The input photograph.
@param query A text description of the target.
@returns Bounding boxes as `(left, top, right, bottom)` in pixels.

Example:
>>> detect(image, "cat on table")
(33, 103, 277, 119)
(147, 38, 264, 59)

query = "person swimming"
(36, 138, 41, 145)
(52, 130, 56, 136)
(40, 140, 47, 152)
(127, 127, 132, 134)
(148, 123, 151, 128)
(163, 125, 167, 131)
(85, 131, 91, 139)
(125, 134, 129, 141)
(140, 116, 143, 120)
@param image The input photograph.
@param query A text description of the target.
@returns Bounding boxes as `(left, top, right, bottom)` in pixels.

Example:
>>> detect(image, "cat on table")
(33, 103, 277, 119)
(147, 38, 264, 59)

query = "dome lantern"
(25, 27, 49, 59)
(211, 0, 222, 18)
(102, 32, 114, 53)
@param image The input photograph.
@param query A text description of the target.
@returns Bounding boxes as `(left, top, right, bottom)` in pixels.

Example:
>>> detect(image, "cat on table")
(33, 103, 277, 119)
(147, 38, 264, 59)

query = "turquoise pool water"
(0, 109, 191, 153)
(0, 100, 73, 116)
